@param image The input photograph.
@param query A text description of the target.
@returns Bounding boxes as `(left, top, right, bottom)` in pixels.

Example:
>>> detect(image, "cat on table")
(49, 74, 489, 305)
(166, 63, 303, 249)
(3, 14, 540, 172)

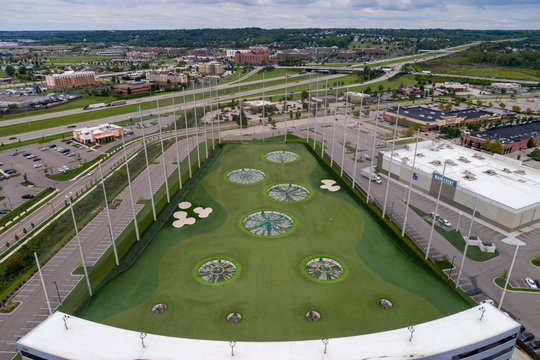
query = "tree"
(127, 87, 132, 95)
(5, 65, 15, 77)
(499, 102, 506, 110)
(476, 99, 483, 106)
(530, 148, 540, 158)
(491, 140, 503, 154)
(526, 107, 533, 115)
(18, 66, 27, 75)
(511, 105, 521, 113)
(234, 111, 248, 128)
(301, 90, 308, 102)
(527, 137, 535, 148)
(482, 138, 492, 151)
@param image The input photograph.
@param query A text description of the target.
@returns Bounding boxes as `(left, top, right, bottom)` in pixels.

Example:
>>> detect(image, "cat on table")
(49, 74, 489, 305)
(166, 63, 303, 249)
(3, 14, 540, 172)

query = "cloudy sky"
(1, 0, 539, 30)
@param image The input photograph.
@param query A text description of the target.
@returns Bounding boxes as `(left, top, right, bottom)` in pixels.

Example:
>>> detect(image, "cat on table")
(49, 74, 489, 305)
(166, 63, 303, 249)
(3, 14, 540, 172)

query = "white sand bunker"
(320, 179, 340, 192)
(172, 211, 196, 228)
(194, 207, 213, 218)
(178, 201, 192, 210)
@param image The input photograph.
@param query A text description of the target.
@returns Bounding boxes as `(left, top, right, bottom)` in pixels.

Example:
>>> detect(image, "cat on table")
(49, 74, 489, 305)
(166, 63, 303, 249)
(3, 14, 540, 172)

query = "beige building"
(198, 62, 224, 76)
(45, 71, 100, 89)
(146, 72, 188, 85)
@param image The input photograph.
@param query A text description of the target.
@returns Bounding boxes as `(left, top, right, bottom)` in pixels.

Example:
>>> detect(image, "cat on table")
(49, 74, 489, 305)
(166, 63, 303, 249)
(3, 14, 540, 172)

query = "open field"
(412, 53, 540, 81)
(46, 56, 115, 64)
(81, 143, 470, 341)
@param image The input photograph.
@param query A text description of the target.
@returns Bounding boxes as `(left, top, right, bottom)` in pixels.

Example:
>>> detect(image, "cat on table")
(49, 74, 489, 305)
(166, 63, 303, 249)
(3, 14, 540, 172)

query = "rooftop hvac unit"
(417, 153, 425, 157)
(430, 160, 442, 166)
(514, 169, 526, 175)
(473, 153, 485, 160)
(503, 168, 511, 173)
(458, 156, 470, 163)
(464, 174, 476, 181)
(485, 169, 497, 176)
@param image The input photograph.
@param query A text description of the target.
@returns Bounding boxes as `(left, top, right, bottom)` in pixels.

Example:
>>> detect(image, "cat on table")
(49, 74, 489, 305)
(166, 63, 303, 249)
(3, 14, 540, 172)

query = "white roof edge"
(17, 306, 520, 360)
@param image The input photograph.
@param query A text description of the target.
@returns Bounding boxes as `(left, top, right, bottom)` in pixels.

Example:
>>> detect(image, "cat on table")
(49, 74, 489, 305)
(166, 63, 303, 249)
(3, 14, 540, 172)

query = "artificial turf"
(81, 142, 470, 341)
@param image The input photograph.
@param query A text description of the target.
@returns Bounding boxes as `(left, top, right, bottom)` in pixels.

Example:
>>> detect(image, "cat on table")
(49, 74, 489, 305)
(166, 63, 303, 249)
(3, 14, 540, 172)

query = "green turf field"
(81, 142, 469, 341)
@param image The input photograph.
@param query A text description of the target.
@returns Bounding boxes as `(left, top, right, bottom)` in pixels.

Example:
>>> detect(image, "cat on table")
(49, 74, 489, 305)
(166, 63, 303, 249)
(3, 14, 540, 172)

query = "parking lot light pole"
(98, 162, 119, 266)
(156, 100, 170, 203)
(67, 194, 92, 296)
(382, 104, 400, 218)
(352, 97, 364, 189)
(402, 129, 420, 237)
(183, 88, 192, 179)
(426, 162, 447, 260)
(456, 196, 479, 288)
(121, 130, 140, 241)
(366, 96, 381, 204)
(34, 252, 52, 314)
(138, 107, 157, 221)
(172, 95, 183, 190)
(498, 241, 522, 310)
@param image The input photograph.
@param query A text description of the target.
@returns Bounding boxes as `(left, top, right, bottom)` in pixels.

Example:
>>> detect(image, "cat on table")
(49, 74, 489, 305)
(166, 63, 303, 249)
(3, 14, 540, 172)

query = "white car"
(33, 163, 42, 168)
(480, 299, 495, 306)
(525, 277, 538, 289)
(439, 218, 452, 227)
(87, 170, 95, 176)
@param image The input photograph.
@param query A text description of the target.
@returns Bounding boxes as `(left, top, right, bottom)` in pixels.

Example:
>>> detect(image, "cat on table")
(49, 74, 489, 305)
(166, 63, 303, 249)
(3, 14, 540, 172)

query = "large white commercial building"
(377, 140, 540, 231)
(17, 307, 520, 360)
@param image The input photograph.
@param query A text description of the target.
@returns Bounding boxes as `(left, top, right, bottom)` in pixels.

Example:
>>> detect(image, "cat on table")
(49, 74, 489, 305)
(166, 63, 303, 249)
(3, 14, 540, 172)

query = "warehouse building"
(383, 106, 502, 131)
(462, 121, 540, 154)
(377, 140, 540, 231)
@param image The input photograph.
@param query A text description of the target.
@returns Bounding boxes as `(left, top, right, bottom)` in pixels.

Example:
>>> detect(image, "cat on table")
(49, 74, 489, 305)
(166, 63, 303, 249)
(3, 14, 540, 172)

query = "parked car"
(4, 169, 16, 174)
(49, 144, 57, 148)
(0, 210, 7, 214)
(33, 157, 41, 162)
(27, 154, 36, 159)
(40, 147, 49, 151)
(22, 153, 31, 157)
(439, 218, 451, 227)
(466, 288, 481, 296)
(67, 153, 75, 157)
(525, 277, 537, 289)
(87, 170, 95, 177)
(480, 299, 495, 306)
(33, 164, 42, 168)
(9, 152, 18, 156)
(429, 212, 440, 220)
(364, 154, 371, 161)
(518, 333, 534, 342)
(528, 341, 540, 350)
(8, 137, 16, 140)
(21, 194, 34, 199)
(0, 162, 3, 166)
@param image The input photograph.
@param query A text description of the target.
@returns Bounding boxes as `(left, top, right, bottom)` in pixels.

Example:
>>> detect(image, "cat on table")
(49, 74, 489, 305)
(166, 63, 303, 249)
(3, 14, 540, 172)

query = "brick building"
(198, 62, 224, 76)
(462, 121, 540, 154)
(234, 50, 269, 65)
(45, 71, 101, 89)
(146, 72, 188, 85)
(113, 81, 152, 94)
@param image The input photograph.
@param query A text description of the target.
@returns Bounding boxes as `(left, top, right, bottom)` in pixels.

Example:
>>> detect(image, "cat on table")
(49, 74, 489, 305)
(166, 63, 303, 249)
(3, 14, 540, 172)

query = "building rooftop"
(471, 121, 540, 145)
(74, 123, 122, 134)
(383, 140, 540, 210)
(18, 306, 519, 360)
(385, 106, 500, 124)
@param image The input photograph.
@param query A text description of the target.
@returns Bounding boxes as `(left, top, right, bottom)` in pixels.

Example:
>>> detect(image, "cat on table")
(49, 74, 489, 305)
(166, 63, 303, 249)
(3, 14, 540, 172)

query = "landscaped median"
(0, 187, 57, 234)
(494, 277, 540, 293)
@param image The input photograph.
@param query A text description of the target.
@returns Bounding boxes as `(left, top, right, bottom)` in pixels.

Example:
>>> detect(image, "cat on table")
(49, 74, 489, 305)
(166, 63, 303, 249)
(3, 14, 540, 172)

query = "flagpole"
(139, 106, 156, 221)
(351, 96, 364, 189)
(366, 96, 380, 204)
(183, 88, 192, 178)
(121, 128, 140, 240)
(382, 104, 400, 218)
(172, 93, 182, 190)
(156, 99, 170, 203)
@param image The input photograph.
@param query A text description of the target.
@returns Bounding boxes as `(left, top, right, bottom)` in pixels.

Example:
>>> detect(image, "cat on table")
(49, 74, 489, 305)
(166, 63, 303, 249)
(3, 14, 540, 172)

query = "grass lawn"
(347, 74, 418, 93)
(81, 143, 469, 341)
(412, 53, 540, 81)
(47, 56, 113, 64)
(240, 68, 294, 82)
(408, 205, 499, 262)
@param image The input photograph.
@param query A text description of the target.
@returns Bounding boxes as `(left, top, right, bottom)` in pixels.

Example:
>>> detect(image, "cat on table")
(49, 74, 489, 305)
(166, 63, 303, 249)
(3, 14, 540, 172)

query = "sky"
(0, 0, 539, 31)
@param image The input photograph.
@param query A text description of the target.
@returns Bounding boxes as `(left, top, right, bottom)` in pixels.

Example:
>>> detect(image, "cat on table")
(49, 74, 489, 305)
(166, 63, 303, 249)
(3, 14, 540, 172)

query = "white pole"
(216, 79, 221, 144)
(139, 107, 156, 221)
(284, 72, 288, 143)
(426, 162, 447, 260)
(321, 79, 328, 157)
(202, 79, 208, 159)
(456, 196, 479, 288)
(238, 72, 243, 143)
(340, 86, 349, 176)
(498, 242, 521, 310)
(183, 88, 192, 178)
(306, 73, 312, 144)
(402, 129, 420, 237)
(457, 211, 462, 231)
(99, 162, 119, 266)
(172, 94, 183, 190)
(156, 100, 170, 203)
(352, 96, 364, 189)
(210, 78, 215, 150)
(382, 104, 400, 218)
(312, 77, 318, 149)
(34, 252, 52, 314)
(121, 129, 140, 241)
(262, 72, 266, 142)
(330, 88, 338, 166)
(193, 83, 201, 168)
(68, 197, 92, 296)
(366, 97, 381, 204)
